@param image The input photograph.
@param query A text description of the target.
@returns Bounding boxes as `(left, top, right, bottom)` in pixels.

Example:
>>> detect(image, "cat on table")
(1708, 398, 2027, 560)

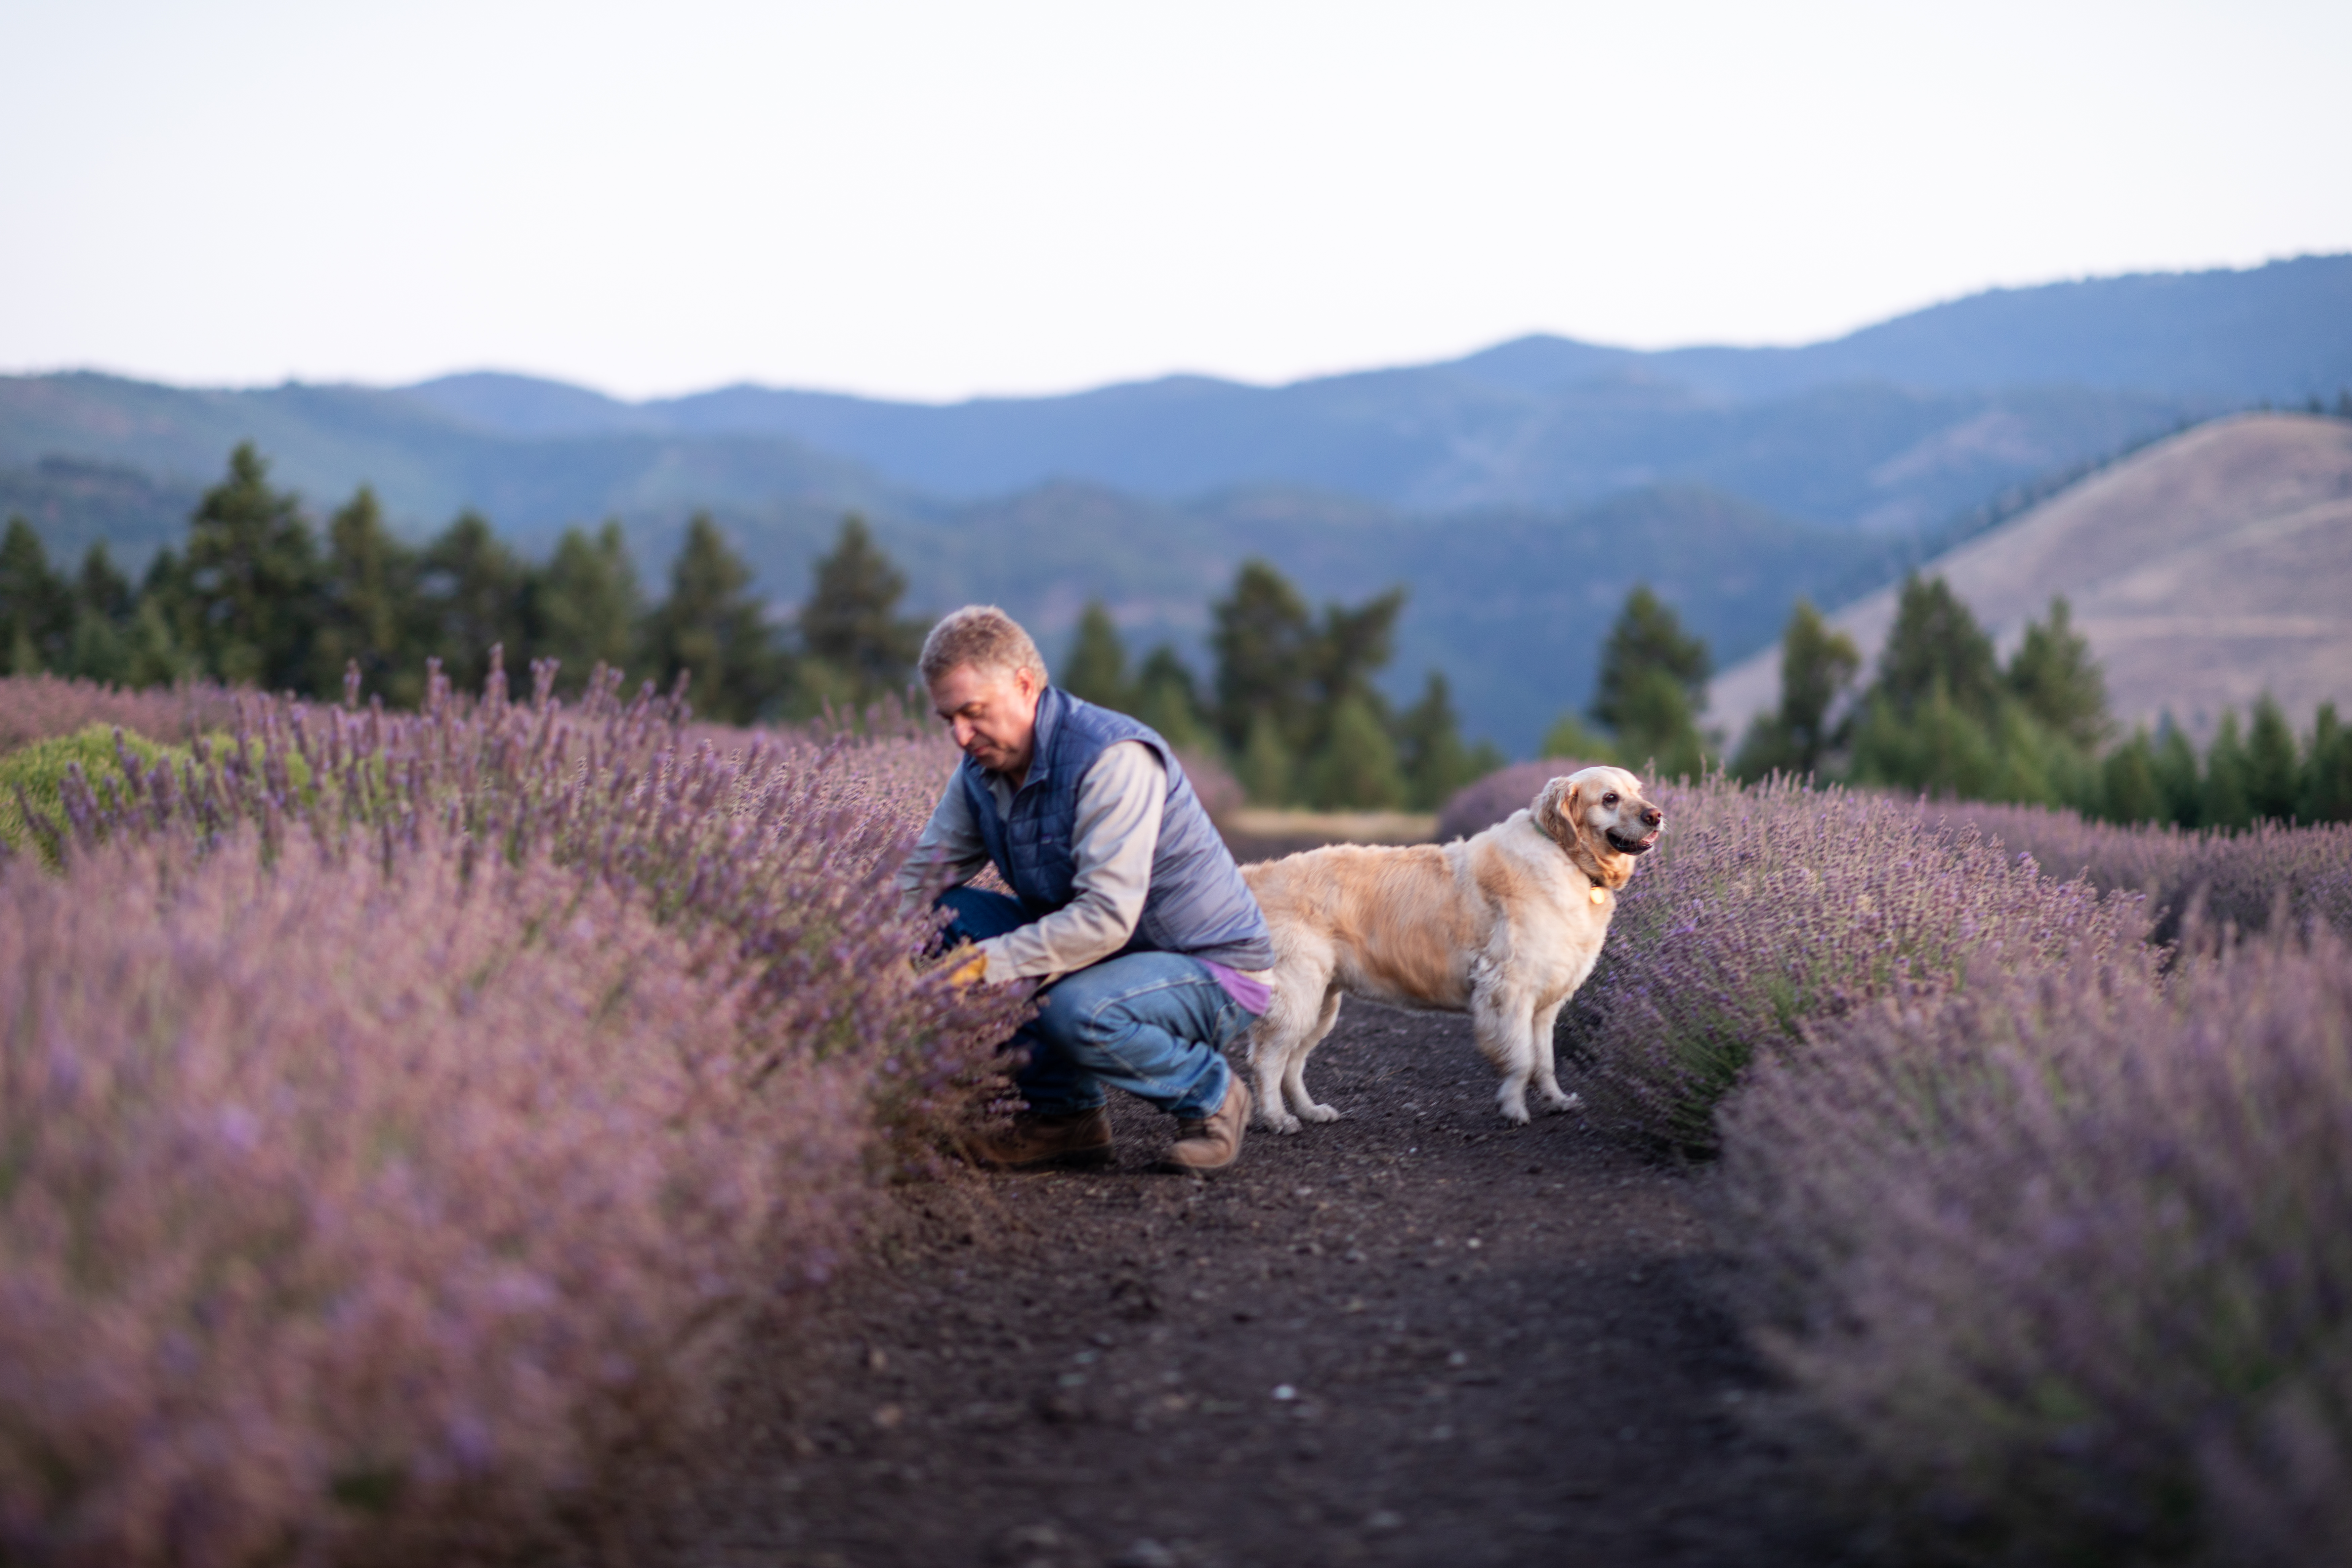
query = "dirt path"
(635, 1002, 1846, 1568)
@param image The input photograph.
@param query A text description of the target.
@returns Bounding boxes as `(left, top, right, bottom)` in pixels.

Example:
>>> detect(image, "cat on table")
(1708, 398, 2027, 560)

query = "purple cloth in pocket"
(1200, 959, 1271, 1016)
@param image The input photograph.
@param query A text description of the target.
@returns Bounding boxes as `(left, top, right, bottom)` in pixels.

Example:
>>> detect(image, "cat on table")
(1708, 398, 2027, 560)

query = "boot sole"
(1154, 1154, 1237, 1174)
(973, 1142, 1117, 1173)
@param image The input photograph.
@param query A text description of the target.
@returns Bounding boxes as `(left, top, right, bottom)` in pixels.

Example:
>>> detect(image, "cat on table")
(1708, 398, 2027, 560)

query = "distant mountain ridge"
(4, 254, 2346, 752)
(396, 254, 2348, 514)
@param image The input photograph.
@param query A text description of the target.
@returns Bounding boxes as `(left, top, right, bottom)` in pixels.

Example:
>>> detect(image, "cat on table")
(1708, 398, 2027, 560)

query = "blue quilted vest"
(957, 686, 1274, 969)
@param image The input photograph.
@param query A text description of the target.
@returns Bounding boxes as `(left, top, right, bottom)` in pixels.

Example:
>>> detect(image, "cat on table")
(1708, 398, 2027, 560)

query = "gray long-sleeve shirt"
(896, 741, 1165, 981)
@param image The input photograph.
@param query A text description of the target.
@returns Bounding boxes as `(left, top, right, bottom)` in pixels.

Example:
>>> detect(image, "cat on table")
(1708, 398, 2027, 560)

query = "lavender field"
(1565, 775, 2352, 1565)
(0, 665, 1028, 1564)
(3, 674, 2349, 1566)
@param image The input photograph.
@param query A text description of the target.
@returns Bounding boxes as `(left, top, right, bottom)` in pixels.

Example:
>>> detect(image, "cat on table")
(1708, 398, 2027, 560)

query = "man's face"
(930, 662, 1044, 778)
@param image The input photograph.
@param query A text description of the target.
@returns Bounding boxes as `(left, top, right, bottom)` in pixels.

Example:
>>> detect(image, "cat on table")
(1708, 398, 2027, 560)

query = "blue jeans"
(937, 887, 1254, 1120)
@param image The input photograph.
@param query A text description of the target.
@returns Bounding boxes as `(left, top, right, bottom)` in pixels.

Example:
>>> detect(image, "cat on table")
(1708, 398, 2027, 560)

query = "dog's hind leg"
(1472, 991, 1537, 1125)
(1528, 999, 1582, 1113)
(1248, 975, 1326, 1135)
(1283, 989, 1345, 1124)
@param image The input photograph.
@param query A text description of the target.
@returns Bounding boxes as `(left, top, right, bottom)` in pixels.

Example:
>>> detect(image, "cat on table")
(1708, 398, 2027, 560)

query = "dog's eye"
(1602, 792, 1619, 807)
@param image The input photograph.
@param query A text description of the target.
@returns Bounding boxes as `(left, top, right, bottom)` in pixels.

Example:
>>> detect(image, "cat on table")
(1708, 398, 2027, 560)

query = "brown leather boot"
(1161, 1079, 1250, 1173)
(965, 1106, 1114, 1171)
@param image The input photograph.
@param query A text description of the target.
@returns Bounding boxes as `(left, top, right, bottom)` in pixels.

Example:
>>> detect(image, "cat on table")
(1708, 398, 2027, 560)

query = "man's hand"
(923, 941, 990, 993)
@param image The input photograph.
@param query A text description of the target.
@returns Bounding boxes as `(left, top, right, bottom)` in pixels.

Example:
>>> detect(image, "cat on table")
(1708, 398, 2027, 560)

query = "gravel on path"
(631, 1001, 1849, 1568)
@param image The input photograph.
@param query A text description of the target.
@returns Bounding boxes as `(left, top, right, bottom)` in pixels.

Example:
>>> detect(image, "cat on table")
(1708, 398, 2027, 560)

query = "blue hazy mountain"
(400, 254, 2347, 520)
(3, 254, 2345, 750)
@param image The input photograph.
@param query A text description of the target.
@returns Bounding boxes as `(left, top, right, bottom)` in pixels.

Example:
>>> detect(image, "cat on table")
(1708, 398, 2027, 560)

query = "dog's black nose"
(1641, 806, 1663, 828)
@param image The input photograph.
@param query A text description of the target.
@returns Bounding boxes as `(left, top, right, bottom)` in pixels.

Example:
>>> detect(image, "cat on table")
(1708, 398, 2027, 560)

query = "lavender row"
(1565, 770, 2352, 1558)
(1721, 925, 2352, 1565)
(1913, 796, 2352, 941)
(1556, 773, 2150, 1150)
(0, 672, 238, 754)
(0, 660, 1026, 1565)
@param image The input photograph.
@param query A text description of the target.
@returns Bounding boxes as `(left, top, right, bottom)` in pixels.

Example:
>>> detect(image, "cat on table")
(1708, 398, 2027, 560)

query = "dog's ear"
(1532, 775, 1579, 842)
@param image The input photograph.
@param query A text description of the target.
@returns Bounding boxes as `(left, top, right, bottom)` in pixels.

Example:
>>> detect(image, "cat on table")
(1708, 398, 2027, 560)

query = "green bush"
(0, 725, 178, 855)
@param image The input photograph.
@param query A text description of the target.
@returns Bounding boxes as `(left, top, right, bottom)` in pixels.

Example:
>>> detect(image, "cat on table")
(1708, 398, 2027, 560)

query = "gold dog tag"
(1590, 886, 1607, 905)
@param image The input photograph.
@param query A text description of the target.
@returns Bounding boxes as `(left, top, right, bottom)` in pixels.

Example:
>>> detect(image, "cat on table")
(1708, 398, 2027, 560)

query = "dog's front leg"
(1473, 993, 1536, 1125)
(1529, 999, 1581, 1113)
(1248, 1025, 1305, 1135)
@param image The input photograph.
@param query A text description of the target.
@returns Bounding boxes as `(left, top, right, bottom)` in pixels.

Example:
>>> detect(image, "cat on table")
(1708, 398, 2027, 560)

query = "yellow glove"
(936, 944, 990, 993)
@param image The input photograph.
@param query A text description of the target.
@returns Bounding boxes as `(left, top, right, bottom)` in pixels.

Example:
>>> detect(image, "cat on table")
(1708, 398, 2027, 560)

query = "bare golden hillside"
(1707, 413, 2352, 745)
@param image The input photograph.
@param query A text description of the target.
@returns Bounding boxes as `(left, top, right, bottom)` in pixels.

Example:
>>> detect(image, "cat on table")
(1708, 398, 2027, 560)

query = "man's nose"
(951, 717, 978, 748)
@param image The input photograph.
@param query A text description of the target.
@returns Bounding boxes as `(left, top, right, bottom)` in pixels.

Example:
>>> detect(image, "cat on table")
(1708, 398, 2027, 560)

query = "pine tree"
(125, 548, 197, 688)
(1591, 585, 1710, 734)
(2153, 720, 2202, 827)
(1734, 598, 1858, 780)
(1131, 645, 1209, 750)
(1848, 681, 1999, 799)
(2244, 693, 2302, 823)
(1310, 589, 1406, 730)
(2099, 730, 2164, 824)
(66, 543, 135, 682)
(1061, 600, 1131, 710)
(183, 443, 323, 689)
(1305, 692, 1406, 810)
(0, 518, 74, 674)
(2202, 711, 2252, 831)
(2300, 703, 2352, 824)
(2006, 596, 2109, 748)
(1238, 711, 1294, 806)
(1211, 559, 1316, 753)
(418, 511, 528, 697)
(1395, 670, 1474, 810)
(642, 514, 788, 724)
(313, 486, 421, 702)
(1614, 667, 1708, 779)
(1538, 712, 1618, 765)
(532, 521, 641, 689)
(1874, 574, 2001, 722)
(798, 515, 923, 703)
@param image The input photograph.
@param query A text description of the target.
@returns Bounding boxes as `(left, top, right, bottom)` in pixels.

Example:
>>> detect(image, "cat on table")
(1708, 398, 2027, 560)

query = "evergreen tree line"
(1732, 573, 2352, 827)
(1056, 561, 1504, 812)
(0, 443, 923, 724)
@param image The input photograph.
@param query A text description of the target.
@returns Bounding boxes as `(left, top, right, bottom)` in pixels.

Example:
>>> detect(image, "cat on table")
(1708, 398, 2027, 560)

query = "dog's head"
(1532, 766, 1665, 887)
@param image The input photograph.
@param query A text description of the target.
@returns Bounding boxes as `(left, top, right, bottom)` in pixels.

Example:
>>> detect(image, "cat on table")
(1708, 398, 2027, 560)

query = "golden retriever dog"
(1240, 766, 1664, 1130)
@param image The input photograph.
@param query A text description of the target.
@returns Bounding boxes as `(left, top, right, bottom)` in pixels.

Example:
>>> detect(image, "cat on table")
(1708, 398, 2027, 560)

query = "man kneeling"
(899, 606, 1273, 1172)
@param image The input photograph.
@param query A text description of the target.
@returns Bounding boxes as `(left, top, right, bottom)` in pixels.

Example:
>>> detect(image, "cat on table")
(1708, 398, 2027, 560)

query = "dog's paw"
(1496, 1101, 1532, 1127)
(1260, 1111, 1305, 1135)
(1297, 1102, 1342, 1125)
(1539, 1089, 1583, 1114)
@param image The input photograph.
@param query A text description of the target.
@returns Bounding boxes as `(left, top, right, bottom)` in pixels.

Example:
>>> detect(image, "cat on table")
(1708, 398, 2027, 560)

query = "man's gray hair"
(919, 605, 1050, 687)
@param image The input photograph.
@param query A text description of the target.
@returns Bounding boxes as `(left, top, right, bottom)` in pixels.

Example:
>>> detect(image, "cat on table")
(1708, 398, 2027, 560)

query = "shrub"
(1720, 924, 2352, 1566)
(0, 724, 179, 854)
(1435, 758, 1592, 842)
(1555, 774, 2148, 1150)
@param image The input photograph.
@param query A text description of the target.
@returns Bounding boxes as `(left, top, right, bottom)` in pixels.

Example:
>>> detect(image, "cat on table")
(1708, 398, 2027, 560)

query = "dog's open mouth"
(1606, 827, 1662, 854)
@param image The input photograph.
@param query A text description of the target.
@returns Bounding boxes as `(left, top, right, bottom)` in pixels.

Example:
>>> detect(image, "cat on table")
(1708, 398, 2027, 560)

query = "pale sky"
(3, 0, 2346, 402)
